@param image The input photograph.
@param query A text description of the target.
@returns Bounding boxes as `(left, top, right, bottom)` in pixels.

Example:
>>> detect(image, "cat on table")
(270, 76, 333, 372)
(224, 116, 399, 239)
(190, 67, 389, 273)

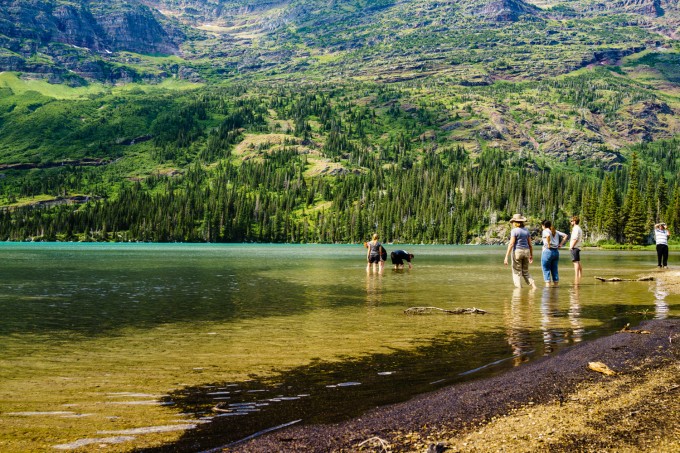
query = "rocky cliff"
(0, 0, 180, 83)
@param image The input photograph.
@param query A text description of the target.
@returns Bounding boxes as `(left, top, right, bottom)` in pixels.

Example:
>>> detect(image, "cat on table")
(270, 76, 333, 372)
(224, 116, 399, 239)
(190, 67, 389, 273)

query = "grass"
(0, 72, 203, 101)
(0, 72, 106, 99)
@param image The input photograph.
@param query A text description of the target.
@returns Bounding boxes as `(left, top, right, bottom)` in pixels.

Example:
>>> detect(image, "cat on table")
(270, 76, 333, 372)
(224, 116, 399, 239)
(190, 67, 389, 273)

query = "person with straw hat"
(503, 214, 537, 289)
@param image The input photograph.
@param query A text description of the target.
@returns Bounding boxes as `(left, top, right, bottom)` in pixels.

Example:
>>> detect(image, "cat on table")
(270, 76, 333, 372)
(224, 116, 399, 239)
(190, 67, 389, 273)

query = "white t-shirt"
(542, 229, 566, 250)
(655, 228, 669, 245)
(570, 225, 583, 250)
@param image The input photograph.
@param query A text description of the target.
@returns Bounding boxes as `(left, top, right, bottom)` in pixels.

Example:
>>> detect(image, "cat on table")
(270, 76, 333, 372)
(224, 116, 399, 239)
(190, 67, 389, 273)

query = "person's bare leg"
(574, 262, 582, 282)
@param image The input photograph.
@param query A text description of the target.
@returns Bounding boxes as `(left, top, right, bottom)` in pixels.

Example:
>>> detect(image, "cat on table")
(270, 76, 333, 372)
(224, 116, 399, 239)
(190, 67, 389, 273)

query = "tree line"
(1, 144, 679, 245)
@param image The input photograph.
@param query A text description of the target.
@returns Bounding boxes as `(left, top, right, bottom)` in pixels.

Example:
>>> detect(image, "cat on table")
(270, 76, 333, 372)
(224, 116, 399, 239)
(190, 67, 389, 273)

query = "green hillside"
(0, 0, 679, 243)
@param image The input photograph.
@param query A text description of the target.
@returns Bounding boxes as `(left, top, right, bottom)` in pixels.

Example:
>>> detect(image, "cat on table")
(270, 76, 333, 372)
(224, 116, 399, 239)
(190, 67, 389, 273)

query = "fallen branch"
(594, 276, 654, 282)
(618, 323, 651, 335)
(404, 307, 487, 315)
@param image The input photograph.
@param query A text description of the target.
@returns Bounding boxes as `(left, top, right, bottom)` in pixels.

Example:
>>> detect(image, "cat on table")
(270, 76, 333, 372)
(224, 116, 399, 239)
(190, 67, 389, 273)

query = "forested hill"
(0, 1, 679, 243)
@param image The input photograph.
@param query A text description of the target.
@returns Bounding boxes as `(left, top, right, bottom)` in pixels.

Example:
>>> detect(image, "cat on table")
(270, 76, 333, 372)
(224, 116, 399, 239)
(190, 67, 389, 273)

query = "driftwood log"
(404, 307, 487, 315)
(594, 276, 654, 282)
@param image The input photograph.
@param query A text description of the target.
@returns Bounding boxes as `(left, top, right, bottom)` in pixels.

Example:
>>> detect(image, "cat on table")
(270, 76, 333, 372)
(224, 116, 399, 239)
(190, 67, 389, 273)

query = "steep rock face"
(568, 0, 678, 18)
(610, 0, 663, 17)
(0, 0, 178, 54)
(90, 3, 178, 54)
(0, 0, 181, 82)
(51, 3, 106, 50)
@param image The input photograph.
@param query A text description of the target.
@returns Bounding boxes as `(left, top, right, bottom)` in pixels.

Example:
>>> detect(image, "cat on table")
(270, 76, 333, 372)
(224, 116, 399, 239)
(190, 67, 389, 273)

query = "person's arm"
(504, 236, 516, 265)
(367, 243, 370, 261)
(558, 231, 567, 248)
(528, 239, 534, 264)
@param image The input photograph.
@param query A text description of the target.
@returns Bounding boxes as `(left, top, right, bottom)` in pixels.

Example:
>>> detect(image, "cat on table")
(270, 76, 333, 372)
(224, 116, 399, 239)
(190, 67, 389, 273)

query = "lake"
(0, 243, 677, 452)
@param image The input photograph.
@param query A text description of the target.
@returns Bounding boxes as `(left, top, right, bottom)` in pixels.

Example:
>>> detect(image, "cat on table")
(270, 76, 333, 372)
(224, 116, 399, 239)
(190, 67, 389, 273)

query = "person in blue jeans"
(541, 220, 567, 286)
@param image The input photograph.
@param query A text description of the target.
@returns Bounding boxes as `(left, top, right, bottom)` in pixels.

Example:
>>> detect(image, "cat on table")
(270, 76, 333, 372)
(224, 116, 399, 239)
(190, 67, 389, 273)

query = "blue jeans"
(541, 248, 560, 283)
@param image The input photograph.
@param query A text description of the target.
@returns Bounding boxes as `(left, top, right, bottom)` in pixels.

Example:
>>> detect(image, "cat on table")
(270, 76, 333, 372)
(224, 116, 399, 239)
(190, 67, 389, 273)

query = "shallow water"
(0, 243, 677, 451)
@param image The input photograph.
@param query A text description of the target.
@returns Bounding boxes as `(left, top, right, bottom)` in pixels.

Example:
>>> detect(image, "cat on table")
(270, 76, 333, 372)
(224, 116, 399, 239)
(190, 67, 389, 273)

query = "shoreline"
(227, 273, 680, 452)
(229, 318, 679, 452)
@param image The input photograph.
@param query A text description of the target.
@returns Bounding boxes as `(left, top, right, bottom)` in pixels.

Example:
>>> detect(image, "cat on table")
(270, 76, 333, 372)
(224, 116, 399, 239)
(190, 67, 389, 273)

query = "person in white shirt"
(540, 219, 567, 286)
(569, 216, 583, 281)
(654, 222, 670, 268)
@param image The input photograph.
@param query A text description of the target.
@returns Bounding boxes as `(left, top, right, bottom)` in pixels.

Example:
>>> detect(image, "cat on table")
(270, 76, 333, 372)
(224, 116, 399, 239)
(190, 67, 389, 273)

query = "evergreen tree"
(656, 174, 669, 223)
(598, 174, 620, 242)
(623, 153, 648, 244)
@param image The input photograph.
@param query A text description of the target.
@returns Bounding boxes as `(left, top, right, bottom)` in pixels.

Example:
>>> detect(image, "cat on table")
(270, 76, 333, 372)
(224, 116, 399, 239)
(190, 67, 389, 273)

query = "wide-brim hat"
(509, 213, 527, 223)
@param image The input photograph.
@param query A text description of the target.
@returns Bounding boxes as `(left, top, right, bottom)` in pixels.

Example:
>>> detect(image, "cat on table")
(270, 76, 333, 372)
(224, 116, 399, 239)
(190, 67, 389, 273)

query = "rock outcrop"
(477, 0, 542, 22)
(0, 0, 178, 54)
(0, 0, 180, 82)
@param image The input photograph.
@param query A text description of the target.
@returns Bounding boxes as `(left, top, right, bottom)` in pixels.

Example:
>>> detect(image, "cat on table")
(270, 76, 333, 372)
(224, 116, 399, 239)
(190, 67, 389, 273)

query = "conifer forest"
(1, 80, 679, 245)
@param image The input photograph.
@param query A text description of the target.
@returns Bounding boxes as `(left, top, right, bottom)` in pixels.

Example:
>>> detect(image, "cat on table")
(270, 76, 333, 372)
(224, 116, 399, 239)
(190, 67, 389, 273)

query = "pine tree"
(656, 174, 668, 223)
(623, 153, 648, 245)
(598, 174, 620, 242)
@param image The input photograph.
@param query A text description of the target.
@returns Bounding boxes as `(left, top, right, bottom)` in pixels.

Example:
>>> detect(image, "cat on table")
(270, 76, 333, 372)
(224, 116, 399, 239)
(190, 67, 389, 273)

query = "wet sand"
(227, 272, 680, 452)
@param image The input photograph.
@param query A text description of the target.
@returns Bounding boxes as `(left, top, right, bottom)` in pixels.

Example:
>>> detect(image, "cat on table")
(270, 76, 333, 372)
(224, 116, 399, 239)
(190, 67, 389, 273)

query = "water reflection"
(568, 285, 584, 344)
(541, 287, 560, 354)
(504, 288, 535, 365)
(653, 281, 669, 319)
(538, 285, 585, 354)
(2, 244, 677, 453)
(365, 272, 384, 306)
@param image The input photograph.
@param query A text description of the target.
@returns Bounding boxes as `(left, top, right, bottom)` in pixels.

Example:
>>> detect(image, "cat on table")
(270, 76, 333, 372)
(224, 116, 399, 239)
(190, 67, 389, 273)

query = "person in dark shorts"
(391, 250, 414, 269)
(366, 233, 385, 272)
(569, 216, 583, 282)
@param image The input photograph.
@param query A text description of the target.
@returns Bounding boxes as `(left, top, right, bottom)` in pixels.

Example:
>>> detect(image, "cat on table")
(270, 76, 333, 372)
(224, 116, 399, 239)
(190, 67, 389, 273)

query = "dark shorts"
(368, 255, 381, 264)
(391, 251, 404, 265)
(570, 248, 581, 262)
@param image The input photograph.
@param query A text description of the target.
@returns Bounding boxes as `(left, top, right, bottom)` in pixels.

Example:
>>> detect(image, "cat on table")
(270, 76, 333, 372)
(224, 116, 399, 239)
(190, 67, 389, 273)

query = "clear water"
(0, 243, 676, 451)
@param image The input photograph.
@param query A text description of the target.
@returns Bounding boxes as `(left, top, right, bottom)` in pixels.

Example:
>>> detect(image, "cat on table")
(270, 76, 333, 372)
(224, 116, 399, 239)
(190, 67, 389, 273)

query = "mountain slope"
(1, 0, 676, 84)
(0, 1, 678, 246)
